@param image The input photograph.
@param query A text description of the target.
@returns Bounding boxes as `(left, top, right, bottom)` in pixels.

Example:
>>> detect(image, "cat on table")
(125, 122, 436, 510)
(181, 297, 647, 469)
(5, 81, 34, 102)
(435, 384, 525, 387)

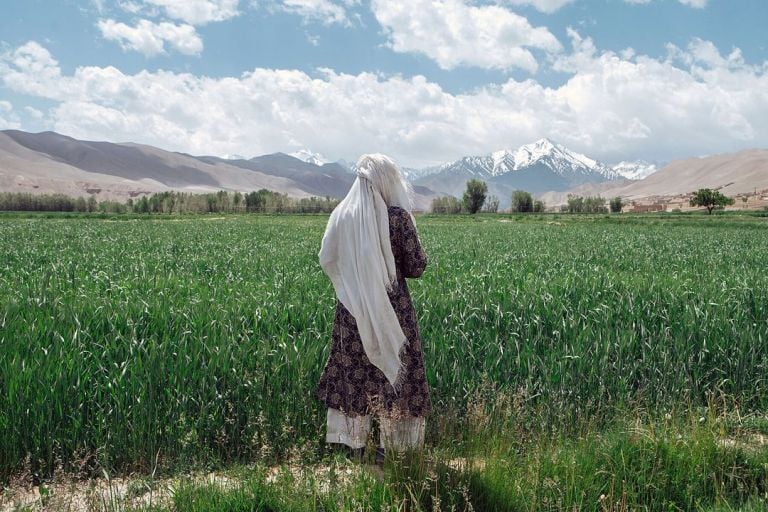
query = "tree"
(511, 190, 533, 213)
(609, 196, 624, 213)
(431, 196, 462, 214)
(689, 188, 735, 214)
(585, 196, 608, 213)
(533, 200, 545, 213)
(138, 196, 150, 213)
(74, 197, 87, 212)
(233, 191, 243, 212)
(245, 191, 264, 212)
(462, 179, 487, 214)
(484, 195, 500, 213)
(566, 194, 584, 213)
(565, 194, 607, 213)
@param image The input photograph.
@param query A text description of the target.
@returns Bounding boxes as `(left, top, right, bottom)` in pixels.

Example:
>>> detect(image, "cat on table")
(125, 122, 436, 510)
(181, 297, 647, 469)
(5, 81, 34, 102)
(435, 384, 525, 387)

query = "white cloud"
(0, 100, 21, 130)
(1, 39, 766, 167)
(678, 0, 707, 7)
(117, 1, 145, 14)
(501, 0, 576, 13)
(371, 0, 562, 73)
(277, 0, 351, 25)
(24, 106, 45, 120)
(98, 18, 204, 56)
(141, 0, 241, 25)
(624, 0, 707, 6)
(0, 42, 67, 98)
(98, 1, 239, 55)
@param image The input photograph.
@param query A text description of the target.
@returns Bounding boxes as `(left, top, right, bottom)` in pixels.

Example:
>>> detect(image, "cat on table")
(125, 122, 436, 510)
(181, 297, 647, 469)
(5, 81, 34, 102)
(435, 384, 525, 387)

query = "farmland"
(1, 212, 768, 510)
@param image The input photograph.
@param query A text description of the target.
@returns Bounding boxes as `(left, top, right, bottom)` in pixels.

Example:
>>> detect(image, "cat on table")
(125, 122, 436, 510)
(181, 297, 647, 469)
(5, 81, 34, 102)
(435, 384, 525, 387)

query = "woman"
(316, 153, 431, 463)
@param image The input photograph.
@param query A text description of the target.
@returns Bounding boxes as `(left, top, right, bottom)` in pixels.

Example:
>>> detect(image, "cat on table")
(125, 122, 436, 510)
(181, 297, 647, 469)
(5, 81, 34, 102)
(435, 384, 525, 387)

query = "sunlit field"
(1, 213, 767, 510)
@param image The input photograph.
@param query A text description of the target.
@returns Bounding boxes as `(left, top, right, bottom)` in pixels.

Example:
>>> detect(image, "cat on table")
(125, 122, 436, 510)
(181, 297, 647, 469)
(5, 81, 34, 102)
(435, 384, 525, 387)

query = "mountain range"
(1, 129, 765, 211)
(0, 130, 447, 209)
(410, 138, 652, 207)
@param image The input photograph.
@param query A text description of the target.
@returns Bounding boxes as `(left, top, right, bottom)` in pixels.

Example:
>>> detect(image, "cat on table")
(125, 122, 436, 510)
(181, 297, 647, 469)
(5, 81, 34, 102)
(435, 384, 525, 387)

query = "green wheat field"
(1, 212, 767, 511)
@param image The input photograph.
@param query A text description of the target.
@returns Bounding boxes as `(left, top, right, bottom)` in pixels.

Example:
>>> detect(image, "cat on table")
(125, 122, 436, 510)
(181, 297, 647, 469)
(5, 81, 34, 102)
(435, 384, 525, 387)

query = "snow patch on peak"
(502, 138, 615, 179)
(290, 149, 326, 166)
(612, 160, 658, 180)
(491, 149, 511, 164)
(410, 139, 626, 184)
(490, 150, 515, 176)
(531, 137, 556, 151)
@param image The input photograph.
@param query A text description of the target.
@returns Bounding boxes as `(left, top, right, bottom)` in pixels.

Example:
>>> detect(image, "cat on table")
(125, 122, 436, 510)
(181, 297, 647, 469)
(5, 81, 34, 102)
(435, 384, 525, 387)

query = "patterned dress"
(316, 206, 432, 418)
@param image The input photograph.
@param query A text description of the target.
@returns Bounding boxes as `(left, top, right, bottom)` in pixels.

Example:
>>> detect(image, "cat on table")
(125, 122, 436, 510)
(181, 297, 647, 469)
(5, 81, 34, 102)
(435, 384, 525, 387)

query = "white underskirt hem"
(325, 407, 426, 450)
(325, 408, 371, 449)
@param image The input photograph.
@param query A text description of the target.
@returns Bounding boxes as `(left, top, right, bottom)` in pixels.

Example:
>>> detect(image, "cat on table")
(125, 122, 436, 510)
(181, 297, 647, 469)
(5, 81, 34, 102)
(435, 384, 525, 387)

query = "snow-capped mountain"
(412, 139, 622, 204)
(611, 160, 659, 180)
(507, 138, 619, 180)
(289, 149, 326, 166)
(424, 139, 620, 181)
(401, 165, 444, 180)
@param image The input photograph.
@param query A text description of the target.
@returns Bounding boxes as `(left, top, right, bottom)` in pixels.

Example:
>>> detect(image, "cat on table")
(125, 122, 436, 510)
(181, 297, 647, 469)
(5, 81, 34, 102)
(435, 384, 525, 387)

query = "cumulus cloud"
(98, 18, 204, 56)
(98, 1, 238, 55)
(501, 0, 576, 13)
(0, 42, 68, 98)
(371, 0, 562, 73)
(277, 0, 352, 25)
(140, 0, 241, 25)
(0, 100, 22, 130)
(0, 39, 766, 167)
(117, 1, 145, 14)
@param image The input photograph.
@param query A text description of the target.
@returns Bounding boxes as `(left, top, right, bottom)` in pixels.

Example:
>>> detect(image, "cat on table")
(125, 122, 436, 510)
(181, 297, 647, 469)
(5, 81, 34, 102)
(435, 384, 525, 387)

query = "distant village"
(623, 188, 768, 213)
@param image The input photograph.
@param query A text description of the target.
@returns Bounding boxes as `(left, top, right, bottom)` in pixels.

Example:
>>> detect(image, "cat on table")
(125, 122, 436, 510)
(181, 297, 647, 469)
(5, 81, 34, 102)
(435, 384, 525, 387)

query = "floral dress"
(316, 206, 432, 418)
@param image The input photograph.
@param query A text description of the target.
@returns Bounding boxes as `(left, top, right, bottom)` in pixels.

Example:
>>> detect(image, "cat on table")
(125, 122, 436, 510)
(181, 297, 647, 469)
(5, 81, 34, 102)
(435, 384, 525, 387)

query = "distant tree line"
(430, 181, 546, 214)
(510, 190, 545, 213)
(0, 192, 124, 213)
(0, 190, 339, 214)
(430, 179, 489, 214)
(431, 195, 464, 214)
(428, 180, 635, 215)
(560, 194, 609, 214)
(428, 182, 741, 216)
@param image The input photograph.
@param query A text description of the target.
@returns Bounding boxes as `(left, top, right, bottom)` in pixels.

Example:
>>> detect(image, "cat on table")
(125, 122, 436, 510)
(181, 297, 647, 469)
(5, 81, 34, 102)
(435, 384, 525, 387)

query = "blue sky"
(1, 0, 766, 167)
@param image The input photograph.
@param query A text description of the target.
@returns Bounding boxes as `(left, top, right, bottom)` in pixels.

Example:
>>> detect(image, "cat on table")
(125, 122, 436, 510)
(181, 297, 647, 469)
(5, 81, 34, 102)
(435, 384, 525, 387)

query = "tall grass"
(1, 214, 767, 485)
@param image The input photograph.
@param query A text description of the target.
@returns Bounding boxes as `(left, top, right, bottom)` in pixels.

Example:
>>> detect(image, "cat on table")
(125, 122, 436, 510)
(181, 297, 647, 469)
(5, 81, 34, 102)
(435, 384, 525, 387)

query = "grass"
(6, 409, 763, 511)
(1, 212, 767, 509)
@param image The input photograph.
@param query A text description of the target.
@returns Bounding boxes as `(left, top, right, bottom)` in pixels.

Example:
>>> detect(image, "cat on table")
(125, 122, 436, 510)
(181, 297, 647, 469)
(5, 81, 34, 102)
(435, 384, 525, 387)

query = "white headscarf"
(318, 154, 413, 391)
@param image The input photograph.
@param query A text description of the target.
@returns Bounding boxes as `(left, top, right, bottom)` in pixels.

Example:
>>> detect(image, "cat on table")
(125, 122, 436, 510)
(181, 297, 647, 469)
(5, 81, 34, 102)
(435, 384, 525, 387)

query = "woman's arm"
(399, 210, 427, 278)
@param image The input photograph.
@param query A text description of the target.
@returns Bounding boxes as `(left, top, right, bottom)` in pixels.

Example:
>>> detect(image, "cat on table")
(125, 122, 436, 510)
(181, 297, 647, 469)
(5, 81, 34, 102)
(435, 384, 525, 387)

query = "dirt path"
(0, 462, 384, 512)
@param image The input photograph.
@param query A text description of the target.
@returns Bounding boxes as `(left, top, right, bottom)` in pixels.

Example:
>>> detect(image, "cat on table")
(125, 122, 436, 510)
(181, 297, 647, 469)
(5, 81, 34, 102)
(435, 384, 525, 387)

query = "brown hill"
(0, 130, 438, 209)
(616, 149, 768, 199)
(540, 149, 768, 207)
(0, 130, 311, 200)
